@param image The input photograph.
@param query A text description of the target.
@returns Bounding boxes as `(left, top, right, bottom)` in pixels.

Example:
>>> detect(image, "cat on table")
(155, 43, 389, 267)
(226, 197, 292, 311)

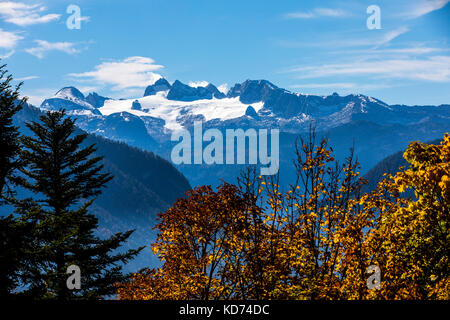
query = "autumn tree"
(118, 129, 449, 301)
(358, 133, 450, 300)
(258, 130, 374, 299)
(118, 128, 372, 300)
(118, 183, 251, 299)
(117, 172, 293, 300)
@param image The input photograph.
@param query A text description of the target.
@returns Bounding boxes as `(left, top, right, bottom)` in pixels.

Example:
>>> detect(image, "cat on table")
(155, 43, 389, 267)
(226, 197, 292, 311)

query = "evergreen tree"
(16, 109, 143, 300)
(0, 63, 26, 198)
(0, 216, 24, 298)
(0, 63, 27, 298)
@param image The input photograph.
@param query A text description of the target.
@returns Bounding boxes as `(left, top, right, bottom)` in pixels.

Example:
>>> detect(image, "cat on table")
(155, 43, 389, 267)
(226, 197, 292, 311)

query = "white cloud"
(0, 1, 60, 26)
(189, 80, 209, 88)
(376, 27, 410, 47)
(0, 28, 23, 49)
(0, 50, 15, 59)
(76, 85, 101, 94)
(15, 75, 39, 81)
(78, 16, 90, 23)
(284, 12, 315, 19)
(405, 0, 449, 19)
(23, 94, 44, 106)
(21, 87, 57, 106)
(278, 27, 410, 49)
(331, 47, 446, 56)
(287, 56, 450, 82)
(284, 8, 349, 19)
(68, 56, 164, 91)
(290, 82, 391, 91)
(291, 83, 360, 89)
(25, 40, 80, 58)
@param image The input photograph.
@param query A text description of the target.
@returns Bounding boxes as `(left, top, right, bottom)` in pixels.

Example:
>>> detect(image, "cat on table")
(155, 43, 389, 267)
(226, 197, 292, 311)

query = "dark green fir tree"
(16, 109, 143, 300)
(0, 63, 26, 199)
(0, 63, 27, 299)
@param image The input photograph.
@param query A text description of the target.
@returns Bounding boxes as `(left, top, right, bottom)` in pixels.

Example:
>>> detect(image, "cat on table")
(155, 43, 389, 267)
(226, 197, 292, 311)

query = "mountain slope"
(362, 138, 442, 193)
(7, 102, 191, 271)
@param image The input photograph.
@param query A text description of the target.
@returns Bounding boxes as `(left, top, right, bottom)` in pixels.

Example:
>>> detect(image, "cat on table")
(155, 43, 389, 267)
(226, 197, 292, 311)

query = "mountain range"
(39, 79, 450, 187)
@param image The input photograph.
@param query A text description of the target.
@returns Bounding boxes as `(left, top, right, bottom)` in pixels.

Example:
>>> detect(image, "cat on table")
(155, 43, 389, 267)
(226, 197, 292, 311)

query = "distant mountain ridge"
(41, 78, 450, 135)
(362, 138, 442, 193)
(38, 78, 450, 188)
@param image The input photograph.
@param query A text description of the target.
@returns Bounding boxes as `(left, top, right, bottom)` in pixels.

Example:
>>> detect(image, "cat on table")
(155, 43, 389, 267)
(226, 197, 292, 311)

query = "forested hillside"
(5, 102, 191, 272)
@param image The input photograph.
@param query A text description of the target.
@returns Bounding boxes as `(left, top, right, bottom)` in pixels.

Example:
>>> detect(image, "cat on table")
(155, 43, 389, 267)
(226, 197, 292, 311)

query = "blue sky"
(0, 0, 449, 106)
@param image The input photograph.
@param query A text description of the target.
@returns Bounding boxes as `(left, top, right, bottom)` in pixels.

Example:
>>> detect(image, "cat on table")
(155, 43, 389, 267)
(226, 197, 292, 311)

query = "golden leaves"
(118, 132, 450, 301)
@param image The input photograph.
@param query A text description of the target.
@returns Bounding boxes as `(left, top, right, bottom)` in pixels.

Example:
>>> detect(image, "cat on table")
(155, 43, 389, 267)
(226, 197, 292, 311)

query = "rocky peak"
(227, 79, 279, 104)
(167, 80, 225, 101)
(86, 92, 110, 108)
(143, 78, 172, 97)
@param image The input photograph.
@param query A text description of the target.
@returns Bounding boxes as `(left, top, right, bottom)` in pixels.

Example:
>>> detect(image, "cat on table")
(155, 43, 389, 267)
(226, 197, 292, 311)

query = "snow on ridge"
(99, 93, 264, 131)
(50, 88, 95, 109)
(217, 84, 229, 95)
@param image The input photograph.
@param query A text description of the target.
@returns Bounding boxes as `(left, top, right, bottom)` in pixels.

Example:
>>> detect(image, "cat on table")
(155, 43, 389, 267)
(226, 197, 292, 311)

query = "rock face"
(167, 80, 225, 101)
(131, 100, 141, 110)
(86, 92, 111, 108)
(143, 78, 172, 96)
(228, 79, 278, 104)
(205, 83, 226, 99)
(245, 105, 259, 119)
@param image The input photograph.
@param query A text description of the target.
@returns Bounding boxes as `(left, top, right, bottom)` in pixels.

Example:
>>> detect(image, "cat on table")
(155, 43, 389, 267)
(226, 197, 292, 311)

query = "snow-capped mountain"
(42, 87, 102, 116)
(39, 79, 450, 187)
(41, 79, 450, 138)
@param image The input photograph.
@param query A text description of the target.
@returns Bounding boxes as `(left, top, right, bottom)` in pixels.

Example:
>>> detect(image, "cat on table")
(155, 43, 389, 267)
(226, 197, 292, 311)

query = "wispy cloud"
(0, 50, 15, 59)
(284, 8, 349, 19)
(278, 27, 410, 49)
(404, 0, 449, 19)
(332, 46, 447, 56)
(290, 82, 391, 91)
(0, 28, 23, 49)
(25, 40, 81, 58)
(376, 27, 410, 47)
(0, 1, 60, 26)
(15, 75, 39, 81)
(68, 56, 164, 92)
(22, 87, 57, 106)
(286, 56, 450, 82)
(76, 85, 102, 94)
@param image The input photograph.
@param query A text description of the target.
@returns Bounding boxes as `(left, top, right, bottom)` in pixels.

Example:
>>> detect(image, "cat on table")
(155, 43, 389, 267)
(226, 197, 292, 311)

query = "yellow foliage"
(117, 133, 449, 301)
